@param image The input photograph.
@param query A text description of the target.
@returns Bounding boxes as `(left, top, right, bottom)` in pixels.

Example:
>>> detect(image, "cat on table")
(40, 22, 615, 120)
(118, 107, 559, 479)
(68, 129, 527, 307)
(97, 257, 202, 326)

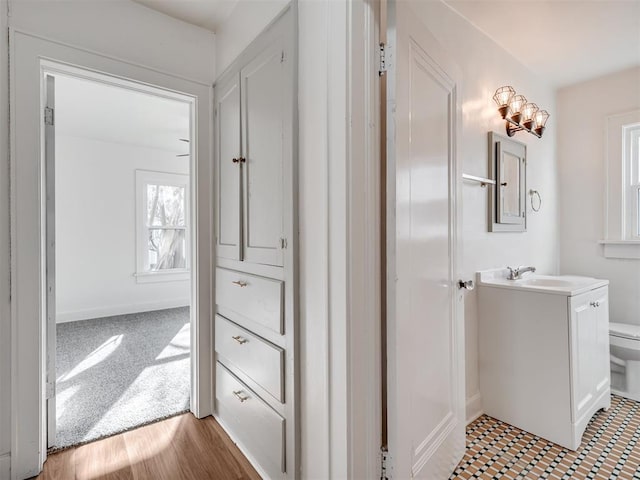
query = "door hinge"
(379, 43, 387, 76)
(46, 381, 55, 399)
(280, 237, 288, 249)
(44, 107, 54, 126)
(381, 447, 391, 480)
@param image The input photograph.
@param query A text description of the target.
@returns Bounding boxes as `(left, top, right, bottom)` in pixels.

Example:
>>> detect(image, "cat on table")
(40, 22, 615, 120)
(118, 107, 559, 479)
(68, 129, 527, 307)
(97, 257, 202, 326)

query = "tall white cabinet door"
(570, 287, 610, 422)
(592, 288, 611, 398)
(569, 293, 596, 422)
(215, 73, 242, 261)
(386, 1, 465, 479)
(240, 40, 290, 267)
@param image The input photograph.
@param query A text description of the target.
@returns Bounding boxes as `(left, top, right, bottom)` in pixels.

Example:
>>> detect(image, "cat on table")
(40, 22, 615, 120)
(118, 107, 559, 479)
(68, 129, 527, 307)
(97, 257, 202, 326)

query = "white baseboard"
(0, 453, 10, 480)
(466, 391, 483, 425)
(56, 298, 190, 323)
(213, 414, 270, 480)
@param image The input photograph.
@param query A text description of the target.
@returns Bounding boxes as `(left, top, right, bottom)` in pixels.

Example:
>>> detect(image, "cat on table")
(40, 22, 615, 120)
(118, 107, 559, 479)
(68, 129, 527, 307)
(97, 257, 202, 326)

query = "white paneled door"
(386, 1, 465, 479)
(215, 73, 242, 261)
(241, 39, 289, 267)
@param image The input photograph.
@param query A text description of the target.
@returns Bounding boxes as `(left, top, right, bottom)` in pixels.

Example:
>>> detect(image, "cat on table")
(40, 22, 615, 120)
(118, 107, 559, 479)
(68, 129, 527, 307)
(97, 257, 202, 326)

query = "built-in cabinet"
(214, 7, 297, 479)
(216, 21, 292, 268)
(478, 281, 611, 451)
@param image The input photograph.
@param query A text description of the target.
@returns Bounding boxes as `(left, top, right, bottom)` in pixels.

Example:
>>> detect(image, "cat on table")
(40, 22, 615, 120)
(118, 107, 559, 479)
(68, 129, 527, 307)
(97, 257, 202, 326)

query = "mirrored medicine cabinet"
(488, 131, 527, 232)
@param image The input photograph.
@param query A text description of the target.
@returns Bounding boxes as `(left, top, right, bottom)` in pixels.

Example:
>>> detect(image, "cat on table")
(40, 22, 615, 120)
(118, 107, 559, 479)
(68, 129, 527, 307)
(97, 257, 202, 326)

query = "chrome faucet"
(507, 266, 536, 280)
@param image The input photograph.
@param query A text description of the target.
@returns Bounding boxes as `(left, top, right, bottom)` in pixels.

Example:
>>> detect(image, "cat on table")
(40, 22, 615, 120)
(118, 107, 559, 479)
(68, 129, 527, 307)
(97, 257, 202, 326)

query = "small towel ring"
(529, 189, 542, 212)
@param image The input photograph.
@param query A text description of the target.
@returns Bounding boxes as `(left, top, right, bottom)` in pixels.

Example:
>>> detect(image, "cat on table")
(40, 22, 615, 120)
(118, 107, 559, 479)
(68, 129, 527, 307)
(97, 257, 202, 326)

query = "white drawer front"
(216, 362, 285, 477)
(216, 267, 283, 334)
(216, 315, 284, 402)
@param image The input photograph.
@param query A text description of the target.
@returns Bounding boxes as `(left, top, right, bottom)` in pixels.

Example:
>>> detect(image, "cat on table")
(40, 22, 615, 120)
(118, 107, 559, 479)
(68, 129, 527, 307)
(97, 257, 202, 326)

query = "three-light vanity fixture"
(493, 86, 549, 138)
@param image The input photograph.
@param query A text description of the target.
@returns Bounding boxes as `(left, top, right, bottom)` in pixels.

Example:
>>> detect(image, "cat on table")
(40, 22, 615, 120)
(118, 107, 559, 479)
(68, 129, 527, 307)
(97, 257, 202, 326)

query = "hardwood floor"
(35, 414, 262, 480)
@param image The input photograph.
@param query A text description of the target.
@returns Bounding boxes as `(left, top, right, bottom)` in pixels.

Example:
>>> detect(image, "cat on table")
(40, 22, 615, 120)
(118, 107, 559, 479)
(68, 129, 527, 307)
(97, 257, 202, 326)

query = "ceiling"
(444, 0, 640, 87)
(55, 74, 191, 153)
(130, 0, 640, 87)
(132, 0, 238, 32)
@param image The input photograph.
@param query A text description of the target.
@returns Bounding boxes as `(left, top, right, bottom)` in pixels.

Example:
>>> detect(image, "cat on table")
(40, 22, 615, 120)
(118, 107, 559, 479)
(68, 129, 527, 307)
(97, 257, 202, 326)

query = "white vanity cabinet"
(478, 272, 610, 451)
(214, 6, 298, 480)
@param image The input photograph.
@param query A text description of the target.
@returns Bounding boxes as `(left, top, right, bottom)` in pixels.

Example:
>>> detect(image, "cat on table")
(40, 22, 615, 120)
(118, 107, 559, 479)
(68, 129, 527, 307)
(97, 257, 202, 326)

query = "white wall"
(558, 67, 640, 326)
(9, 0, 215, 83)
(214, 0, 289, 78)
(406, 1, 559, 422)
(55, 135, 190, 323)
(5, 1, 215, 477)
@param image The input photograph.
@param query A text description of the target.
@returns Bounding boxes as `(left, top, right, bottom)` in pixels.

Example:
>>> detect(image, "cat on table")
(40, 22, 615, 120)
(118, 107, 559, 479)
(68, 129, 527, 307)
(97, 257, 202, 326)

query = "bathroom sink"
(517, 277, 581, 288)
(477, 270, 609, 296)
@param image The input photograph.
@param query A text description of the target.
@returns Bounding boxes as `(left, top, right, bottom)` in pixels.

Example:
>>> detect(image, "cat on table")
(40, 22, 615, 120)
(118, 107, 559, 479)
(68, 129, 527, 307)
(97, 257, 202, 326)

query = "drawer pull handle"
(590, 301, 601, 308)
(233, 390, 249, 403)
(232, 335, 248, 345)
(232, 280, 248, 287)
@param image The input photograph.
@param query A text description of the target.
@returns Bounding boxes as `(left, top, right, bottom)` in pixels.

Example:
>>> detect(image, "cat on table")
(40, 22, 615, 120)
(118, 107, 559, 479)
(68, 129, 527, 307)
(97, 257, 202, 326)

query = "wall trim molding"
(466, 392, 483, 425)
(0, 453, 10, 480)
(56, 298, 191, 323)
(10, 28, 212, 87)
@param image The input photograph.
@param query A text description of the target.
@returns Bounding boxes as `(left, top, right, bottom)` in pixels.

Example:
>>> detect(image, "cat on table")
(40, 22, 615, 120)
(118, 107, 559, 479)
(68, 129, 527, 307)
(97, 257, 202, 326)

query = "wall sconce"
(493, 86, 549, 138)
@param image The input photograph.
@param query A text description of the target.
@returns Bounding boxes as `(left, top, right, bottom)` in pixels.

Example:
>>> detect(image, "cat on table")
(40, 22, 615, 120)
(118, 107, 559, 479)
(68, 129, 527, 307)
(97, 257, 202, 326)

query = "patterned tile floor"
(451, 395, 640, 479)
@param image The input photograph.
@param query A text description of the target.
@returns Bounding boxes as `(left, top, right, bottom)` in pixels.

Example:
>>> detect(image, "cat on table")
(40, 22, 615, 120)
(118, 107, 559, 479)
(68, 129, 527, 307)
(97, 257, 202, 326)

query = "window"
(603, 110, 640, 259)
(136, 170, 189, 282)
(624, 123, 640, 239)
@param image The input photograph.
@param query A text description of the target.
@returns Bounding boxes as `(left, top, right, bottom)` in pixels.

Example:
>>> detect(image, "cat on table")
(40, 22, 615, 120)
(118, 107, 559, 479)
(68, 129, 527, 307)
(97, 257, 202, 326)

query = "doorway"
(44, 67, 196, 449)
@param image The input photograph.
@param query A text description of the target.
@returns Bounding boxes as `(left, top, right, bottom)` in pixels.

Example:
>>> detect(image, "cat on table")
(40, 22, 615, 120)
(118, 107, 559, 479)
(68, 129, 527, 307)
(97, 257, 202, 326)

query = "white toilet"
(610, 322, 640, 401)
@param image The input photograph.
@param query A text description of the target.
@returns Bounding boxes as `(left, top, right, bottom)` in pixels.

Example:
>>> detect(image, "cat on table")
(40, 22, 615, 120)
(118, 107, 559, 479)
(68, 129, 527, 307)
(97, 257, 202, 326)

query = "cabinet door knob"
(232, 280, 247, 287)
(232, 157, 239, 163)
(458, 279, 474, 291)
(590, 301, 600, 308)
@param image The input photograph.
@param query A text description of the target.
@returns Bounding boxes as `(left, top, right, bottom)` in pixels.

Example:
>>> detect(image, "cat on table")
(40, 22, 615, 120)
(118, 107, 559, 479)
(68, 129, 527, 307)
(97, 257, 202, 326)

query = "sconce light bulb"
(509, 95, 527, 114)
(493, 86, 516, 108)
(522, 103, 539, 121)
(508, 95, 527, 124)
(522, 103, 539, 130)
(534, 109, 550, 136)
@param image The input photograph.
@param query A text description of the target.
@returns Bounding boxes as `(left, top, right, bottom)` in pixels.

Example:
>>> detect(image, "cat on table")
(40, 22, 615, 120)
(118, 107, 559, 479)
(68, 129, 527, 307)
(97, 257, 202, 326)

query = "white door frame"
(10, 30, 213, 479)
(43, 73, 56, 449)
(41, 61, 197, 448)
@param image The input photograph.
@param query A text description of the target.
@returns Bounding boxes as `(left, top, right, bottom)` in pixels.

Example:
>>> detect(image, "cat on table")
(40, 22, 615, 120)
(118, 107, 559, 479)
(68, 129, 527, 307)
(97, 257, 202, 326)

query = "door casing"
(10, 30, 214, 478)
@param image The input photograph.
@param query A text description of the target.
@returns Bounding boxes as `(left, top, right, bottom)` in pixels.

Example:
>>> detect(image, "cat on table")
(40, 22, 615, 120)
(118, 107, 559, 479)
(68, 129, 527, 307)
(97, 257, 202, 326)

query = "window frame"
(623, 123, 640, 240)
(135, 169, 190, 283)
(603, 110, 640, 259)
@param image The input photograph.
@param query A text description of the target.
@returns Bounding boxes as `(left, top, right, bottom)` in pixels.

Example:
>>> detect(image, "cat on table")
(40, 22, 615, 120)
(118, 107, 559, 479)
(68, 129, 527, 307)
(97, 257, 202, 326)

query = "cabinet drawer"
(216, 315, 284, 402)
(216, 267, 283, 334)
(216, 362, 285, 477)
